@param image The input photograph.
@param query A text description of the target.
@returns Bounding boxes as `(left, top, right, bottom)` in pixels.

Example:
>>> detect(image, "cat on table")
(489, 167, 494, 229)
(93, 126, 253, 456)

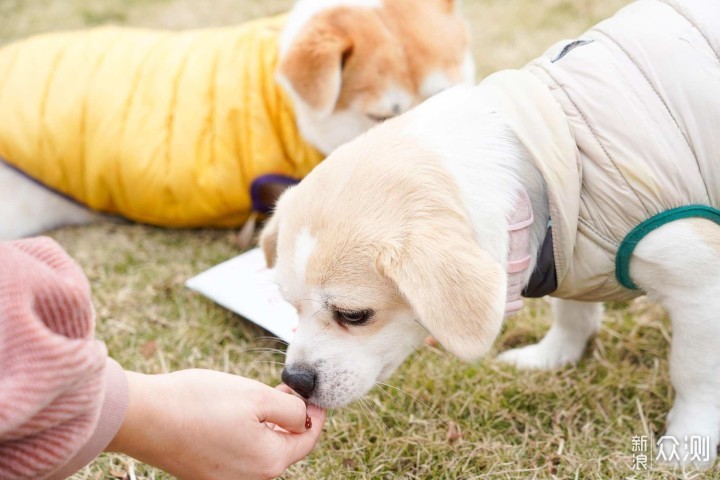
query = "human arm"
(0, 237, 326, 480)
(0, 237, 128, 480)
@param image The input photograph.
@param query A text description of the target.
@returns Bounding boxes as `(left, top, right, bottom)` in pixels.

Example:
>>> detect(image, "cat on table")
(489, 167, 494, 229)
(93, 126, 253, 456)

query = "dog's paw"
(496, 342, 583, 370)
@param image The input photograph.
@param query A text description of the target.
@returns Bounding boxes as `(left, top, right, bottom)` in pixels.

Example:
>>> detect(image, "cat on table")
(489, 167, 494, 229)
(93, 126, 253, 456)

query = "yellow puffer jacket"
(0, 15, 322, 227)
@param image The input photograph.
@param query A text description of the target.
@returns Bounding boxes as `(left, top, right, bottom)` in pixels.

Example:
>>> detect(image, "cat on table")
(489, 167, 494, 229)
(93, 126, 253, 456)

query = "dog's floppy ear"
(379, 218, 506, 361)
(277, 16, 352, 116)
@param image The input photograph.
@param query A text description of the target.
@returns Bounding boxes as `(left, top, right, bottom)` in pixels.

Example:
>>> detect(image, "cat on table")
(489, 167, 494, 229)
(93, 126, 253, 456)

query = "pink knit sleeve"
(0, 237, 129, 480)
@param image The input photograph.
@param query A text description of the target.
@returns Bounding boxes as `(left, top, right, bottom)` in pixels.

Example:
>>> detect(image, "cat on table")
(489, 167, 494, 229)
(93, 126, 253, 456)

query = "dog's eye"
(334, 309, 374, 325)
(366, 113, 393, 123)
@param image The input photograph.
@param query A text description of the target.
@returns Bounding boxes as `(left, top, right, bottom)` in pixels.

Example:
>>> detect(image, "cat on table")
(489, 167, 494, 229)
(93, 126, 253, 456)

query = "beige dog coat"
(484, 0, 720, 301)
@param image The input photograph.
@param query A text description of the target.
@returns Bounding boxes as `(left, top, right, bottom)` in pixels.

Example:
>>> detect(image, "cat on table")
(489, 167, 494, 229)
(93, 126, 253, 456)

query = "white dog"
(0, 0, 473, 239)
(262, 0, 720, 468)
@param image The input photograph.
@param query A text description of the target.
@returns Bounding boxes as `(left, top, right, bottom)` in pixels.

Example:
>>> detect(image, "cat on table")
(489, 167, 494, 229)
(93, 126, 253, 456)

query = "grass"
(2, 0, 716, 478)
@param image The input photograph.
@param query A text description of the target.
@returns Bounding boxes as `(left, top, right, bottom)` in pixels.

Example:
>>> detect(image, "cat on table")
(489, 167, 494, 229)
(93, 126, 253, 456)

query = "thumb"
(257, 387, 308, 434)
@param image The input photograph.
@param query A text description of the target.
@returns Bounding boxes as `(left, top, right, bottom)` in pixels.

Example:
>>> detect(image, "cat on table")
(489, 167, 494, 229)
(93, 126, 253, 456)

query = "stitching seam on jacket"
(656, 0, 720, 64)
(38, 48, 67, 170)
(79, 32, 124, 200)
(577, 216, 619, 250)
(536, 63, 652, 216)
(116, 35, 164, 210)
(165, 42, 191, 178)
(593, 28, 710, 203)
(524, 64, 579, 279)
(0, 48, 20, 111)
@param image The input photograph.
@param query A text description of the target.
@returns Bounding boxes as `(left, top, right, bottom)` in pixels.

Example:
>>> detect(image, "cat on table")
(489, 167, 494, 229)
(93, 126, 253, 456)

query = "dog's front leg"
(496, 298, 602, 369)
(632, 218, 720, 469)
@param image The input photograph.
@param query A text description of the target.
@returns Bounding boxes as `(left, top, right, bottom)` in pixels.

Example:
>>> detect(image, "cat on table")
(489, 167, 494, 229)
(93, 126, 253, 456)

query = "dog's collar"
(505, 189, 534, 316)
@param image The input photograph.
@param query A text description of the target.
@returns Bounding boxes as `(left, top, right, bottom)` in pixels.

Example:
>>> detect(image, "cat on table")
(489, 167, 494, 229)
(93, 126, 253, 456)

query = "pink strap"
(508, 216, 534, 231)
(507, 255, 531, 274)
(505, 189, 534, 316)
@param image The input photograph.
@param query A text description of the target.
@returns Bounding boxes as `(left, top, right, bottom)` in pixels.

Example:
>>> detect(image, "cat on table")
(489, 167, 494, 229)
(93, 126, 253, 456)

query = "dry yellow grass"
(2, 0, 716, 478)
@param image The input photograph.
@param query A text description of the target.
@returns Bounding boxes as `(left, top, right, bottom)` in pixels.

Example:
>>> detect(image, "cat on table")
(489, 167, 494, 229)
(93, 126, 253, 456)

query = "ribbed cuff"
(47, 359, 129, 480)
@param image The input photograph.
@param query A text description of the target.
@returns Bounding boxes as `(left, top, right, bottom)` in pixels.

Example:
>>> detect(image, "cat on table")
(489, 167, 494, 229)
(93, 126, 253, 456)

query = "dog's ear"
(259, 213, 280, 268)
(259, 211, 282, 268)
(277, 16, 352, 116)
(259, 186, 298, 268)
(379, 218, 506, 361)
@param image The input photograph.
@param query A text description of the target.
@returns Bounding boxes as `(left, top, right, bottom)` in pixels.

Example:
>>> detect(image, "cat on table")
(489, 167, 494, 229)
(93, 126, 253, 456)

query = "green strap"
(616, 205, 720, 290)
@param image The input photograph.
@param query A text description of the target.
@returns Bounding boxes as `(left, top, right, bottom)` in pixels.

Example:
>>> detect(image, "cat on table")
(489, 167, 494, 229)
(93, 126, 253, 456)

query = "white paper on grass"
(185, 247, 298, 343)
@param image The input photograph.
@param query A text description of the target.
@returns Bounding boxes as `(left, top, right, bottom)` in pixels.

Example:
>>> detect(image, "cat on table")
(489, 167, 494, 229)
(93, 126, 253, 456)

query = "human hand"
(107, 369, 326, 479)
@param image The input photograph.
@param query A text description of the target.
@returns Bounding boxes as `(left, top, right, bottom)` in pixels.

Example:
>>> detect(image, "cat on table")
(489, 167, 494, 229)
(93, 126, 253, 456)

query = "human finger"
(276, 404, 327, 463)
(257, 387, 308, 434)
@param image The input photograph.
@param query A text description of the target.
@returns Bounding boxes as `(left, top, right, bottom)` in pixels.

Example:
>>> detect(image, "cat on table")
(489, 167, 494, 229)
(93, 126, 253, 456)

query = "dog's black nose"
(281, 365, 316, 399)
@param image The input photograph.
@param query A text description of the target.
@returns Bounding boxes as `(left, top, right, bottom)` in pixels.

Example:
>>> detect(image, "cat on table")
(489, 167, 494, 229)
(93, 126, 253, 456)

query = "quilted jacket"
(0, 15, 322, 227)
(482, 0, 719, 301)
